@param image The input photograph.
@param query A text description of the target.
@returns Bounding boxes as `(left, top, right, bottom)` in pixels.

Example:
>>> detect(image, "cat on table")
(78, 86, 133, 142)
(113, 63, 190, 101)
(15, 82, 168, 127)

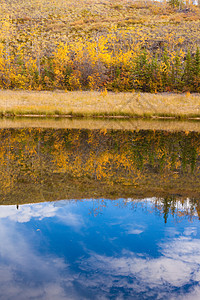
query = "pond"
(0, 120, 200, 299)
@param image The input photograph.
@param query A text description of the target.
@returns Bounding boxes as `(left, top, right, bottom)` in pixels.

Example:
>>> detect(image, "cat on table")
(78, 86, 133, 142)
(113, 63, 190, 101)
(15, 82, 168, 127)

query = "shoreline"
(2, 114, 200, 120)
(0, 90, 200, 120)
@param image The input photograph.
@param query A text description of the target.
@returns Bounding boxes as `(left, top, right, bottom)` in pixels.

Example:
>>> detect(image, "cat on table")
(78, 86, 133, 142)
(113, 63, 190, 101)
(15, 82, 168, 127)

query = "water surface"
(0, 124, 200, 299)
(0, 198, 200, 300)
(0, 127, 200, 202)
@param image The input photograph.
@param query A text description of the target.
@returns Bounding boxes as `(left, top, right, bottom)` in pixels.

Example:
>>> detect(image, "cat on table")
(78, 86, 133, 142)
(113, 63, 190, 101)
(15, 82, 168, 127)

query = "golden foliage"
(0, 1, 199, 92)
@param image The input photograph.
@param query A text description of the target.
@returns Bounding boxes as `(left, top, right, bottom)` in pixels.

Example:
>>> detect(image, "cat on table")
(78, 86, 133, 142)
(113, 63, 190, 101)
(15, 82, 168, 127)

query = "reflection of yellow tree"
(0, 136, 16, 192)
(0, 129, 200, 198)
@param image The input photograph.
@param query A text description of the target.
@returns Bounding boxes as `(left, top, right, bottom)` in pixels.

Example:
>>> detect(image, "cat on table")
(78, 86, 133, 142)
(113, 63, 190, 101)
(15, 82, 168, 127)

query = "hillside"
(1, 0, 200, 51)
(0, 0, 200, 92)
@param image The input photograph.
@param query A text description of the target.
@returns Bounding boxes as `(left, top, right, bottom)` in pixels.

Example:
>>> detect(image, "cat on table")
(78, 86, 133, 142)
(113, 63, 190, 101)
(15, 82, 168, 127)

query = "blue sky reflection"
(0, 198, 200, 300)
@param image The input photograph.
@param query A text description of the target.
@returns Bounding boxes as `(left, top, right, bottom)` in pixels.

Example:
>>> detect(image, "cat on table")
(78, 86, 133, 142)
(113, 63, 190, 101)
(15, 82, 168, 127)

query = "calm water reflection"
(0, 128, 200, 202)
(0, 127, 200, 299)
(0, 198, 200, 300)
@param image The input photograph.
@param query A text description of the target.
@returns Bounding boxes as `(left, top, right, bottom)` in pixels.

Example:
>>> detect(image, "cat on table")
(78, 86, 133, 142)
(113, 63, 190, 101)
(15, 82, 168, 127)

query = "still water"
(1, 198, 200, 300)
(0, 125, 200, 299)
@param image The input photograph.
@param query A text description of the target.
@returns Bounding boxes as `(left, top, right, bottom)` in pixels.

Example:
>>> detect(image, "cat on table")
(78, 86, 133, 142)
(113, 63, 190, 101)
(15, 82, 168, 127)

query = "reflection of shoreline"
(0, 128, 200, 204)
(2, 118, 200, 132)
(0, 197, 199, 224)
(1, 172, 200, 205)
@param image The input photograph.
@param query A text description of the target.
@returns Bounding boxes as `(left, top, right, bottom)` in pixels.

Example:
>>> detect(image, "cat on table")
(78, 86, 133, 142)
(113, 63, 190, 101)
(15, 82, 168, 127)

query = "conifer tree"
(134, 49, 151, 92)
(193, 47, 200, 77)
(172, 53, 183, 90)
(192, 47, 200, 91)
(161, 49, 170, 90)
(183, 49, 193, 90)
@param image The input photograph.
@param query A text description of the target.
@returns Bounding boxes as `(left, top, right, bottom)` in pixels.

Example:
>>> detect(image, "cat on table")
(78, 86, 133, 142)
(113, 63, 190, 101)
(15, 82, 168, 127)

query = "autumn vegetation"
(0, 0, 200, 93)
(1, 128, 200, 221)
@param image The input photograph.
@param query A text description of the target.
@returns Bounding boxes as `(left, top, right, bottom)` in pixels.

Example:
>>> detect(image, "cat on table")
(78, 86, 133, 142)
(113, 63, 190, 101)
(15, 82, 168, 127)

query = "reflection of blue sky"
(0, 198, 199, 299)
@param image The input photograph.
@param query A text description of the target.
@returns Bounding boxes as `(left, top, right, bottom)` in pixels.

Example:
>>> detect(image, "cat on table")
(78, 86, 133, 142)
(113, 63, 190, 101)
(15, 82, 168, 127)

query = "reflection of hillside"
(0, 128, 200, 204)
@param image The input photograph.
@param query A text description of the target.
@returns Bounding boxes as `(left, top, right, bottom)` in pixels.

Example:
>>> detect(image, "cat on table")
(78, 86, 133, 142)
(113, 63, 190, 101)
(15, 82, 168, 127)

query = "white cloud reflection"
(0, 202, 84, 229)
(127, 229, 144, 235)
(0, 220, 83, 300)
(78, 236, 200, 299)
(0, 203, 58, 223)
(0, 199, 199, 299)
(125, 223, 145, 235)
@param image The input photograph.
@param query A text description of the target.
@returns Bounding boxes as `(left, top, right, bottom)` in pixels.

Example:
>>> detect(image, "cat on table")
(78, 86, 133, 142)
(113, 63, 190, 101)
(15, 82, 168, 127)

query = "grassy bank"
(1, 90, 200, 119)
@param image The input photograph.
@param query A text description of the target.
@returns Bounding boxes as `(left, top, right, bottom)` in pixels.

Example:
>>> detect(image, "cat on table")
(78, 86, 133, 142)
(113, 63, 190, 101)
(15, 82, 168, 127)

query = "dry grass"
(1, 90, 200, 119)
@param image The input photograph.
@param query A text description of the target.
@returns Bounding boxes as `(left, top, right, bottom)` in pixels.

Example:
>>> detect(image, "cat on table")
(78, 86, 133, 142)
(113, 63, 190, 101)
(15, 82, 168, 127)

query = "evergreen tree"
(172, 53, 183, 90)
(134, 49, 151, 92)
(149, 54, 162, 92)
(183, 49, 193, 90)
(192, 47, 200, 91)
(193, 47, 200, 77)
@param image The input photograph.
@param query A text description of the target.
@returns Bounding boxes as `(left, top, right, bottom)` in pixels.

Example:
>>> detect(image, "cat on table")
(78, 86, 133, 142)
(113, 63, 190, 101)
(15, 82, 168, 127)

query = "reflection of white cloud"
(161, 236, 200, 264)
(127, 229, 143, 235)
(0, 202, 85, 299)
(56, 211, 84, 229)
(79, 236, 200, 299)
(175, 285, 200, 300)
(184, 227, 197, 237)
(0, 199, 199, 299)
(165, 227, 180, 237)
(80, 254, 193, 288)
(125, 223, 145, 235)
(0, 231, 199, 299)
(0, 203, 58, 223)
(0, 202, 84, 230)
(0, 221, 80, 300)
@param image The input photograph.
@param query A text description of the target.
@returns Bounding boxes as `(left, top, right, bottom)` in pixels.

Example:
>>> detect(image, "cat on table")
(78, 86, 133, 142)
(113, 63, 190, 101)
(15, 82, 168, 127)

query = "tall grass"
(0, 90, 200, 119)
